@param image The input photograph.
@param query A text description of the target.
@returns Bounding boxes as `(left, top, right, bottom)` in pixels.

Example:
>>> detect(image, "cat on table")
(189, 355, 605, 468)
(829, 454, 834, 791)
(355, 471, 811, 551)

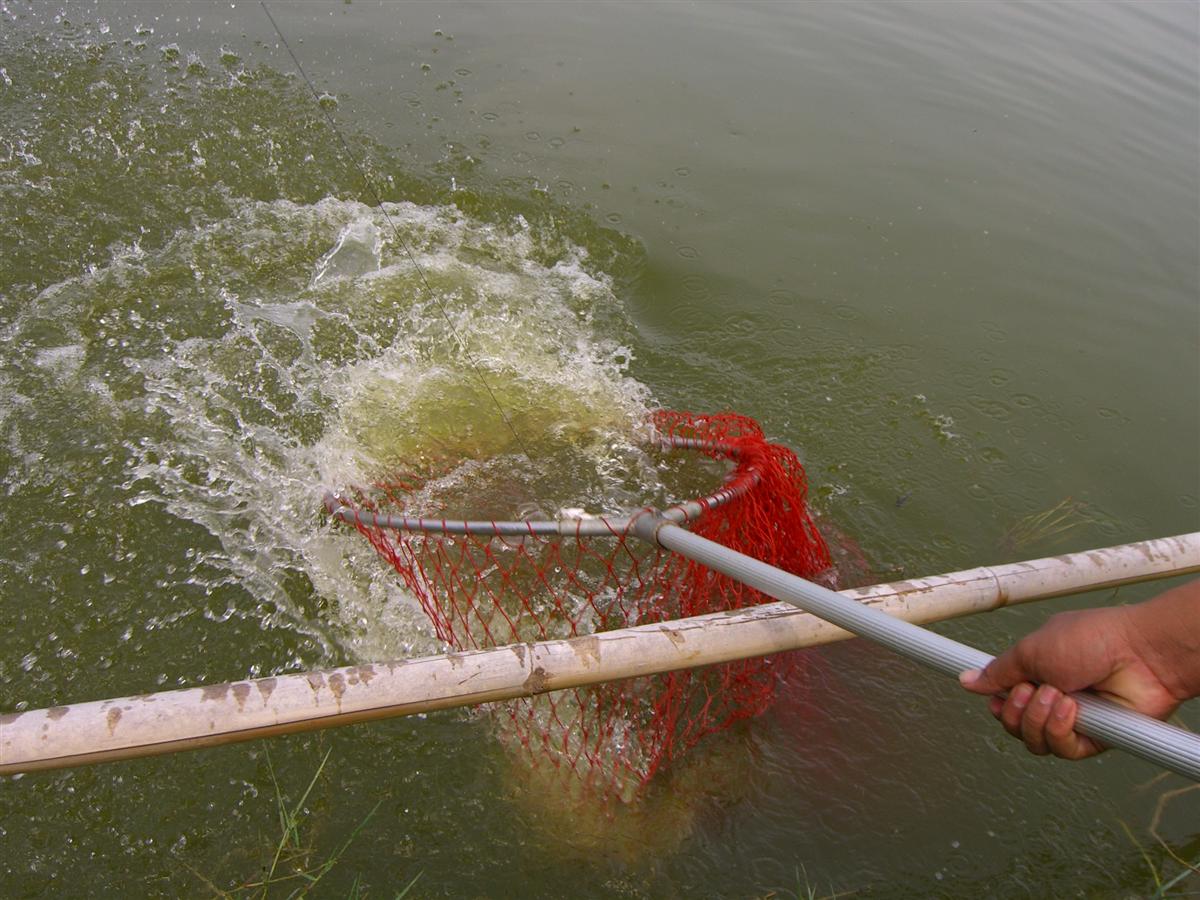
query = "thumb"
(959, 651, 1027, 695)
(958, 667, 996, 694)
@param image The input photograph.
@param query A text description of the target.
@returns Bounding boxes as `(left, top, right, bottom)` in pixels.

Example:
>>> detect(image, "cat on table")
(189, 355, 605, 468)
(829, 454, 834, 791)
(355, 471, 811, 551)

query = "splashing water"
(6, 194, 659, 665)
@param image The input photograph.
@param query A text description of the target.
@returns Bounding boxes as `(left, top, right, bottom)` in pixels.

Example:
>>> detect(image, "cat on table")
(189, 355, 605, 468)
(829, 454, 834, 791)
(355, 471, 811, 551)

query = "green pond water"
(1, 1, 1197, 896)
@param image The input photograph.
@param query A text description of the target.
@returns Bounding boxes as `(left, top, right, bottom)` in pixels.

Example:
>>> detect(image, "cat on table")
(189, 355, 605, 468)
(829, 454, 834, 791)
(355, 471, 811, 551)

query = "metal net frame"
(325, 410, 833, 805)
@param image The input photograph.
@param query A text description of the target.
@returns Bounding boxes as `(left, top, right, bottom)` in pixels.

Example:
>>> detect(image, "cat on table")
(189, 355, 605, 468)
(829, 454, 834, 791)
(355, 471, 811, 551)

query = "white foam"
(33, 344, 85, 377)
(10, 195, 657, 663)
(311, 218, 382, 286)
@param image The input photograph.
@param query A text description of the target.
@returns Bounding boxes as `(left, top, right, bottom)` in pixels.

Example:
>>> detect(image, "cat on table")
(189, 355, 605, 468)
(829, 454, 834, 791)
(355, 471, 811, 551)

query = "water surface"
(1, 1, 1197, 896)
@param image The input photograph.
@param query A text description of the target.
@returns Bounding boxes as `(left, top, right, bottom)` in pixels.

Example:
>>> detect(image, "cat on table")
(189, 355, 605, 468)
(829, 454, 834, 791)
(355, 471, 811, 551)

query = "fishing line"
(260, 1, 533, 461)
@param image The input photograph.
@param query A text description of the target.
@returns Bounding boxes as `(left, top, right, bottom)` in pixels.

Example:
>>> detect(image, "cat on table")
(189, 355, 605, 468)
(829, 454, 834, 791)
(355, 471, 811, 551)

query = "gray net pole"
(631, 513, 1200, 782)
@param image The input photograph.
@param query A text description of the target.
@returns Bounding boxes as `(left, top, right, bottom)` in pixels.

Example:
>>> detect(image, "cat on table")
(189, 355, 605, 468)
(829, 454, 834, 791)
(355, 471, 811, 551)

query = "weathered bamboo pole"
(2, 534, 1197, 776)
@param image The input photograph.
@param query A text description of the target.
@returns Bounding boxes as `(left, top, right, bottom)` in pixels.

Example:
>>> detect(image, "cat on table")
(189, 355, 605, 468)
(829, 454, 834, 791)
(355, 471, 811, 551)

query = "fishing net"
(327, 410, 832, 805)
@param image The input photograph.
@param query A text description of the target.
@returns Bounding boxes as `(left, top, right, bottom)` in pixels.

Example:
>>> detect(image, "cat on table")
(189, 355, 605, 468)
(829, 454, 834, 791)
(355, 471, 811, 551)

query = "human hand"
(958, 605, 1184, 760)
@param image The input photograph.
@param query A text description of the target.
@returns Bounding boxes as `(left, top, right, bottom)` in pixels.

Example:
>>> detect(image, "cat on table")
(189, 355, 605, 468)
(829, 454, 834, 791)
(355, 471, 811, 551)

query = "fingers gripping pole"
(631, 513, 1200, 782)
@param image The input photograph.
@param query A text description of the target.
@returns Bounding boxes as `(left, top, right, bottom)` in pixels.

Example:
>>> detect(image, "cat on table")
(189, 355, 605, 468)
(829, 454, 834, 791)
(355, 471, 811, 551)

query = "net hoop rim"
(323, 434, 764, 537)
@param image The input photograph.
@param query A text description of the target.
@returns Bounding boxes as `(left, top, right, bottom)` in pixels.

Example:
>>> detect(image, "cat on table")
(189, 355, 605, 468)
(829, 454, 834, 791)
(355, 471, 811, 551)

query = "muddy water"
(1, 2, 1196, 896)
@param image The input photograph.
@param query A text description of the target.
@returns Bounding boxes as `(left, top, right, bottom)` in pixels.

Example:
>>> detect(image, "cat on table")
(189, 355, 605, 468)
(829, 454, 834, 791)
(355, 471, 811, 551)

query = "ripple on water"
(680, 274, 712, 300)
(968, 394, 1013, 422)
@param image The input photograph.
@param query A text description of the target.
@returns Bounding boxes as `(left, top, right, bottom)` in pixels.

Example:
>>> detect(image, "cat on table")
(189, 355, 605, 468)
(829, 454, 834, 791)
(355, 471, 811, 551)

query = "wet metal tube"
(635, 517, 1200, 782)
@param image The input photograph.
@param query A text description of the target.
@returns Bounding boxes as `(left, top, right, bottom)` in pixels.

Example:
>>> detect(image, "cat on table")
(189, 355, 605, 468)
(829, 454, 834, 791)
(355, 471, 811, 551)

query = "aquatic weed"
(1000, 497, 1094, 554)
(753, 864, 860, 900)
(1120, 783, 1200, 898)
(186, 746, 421, 898)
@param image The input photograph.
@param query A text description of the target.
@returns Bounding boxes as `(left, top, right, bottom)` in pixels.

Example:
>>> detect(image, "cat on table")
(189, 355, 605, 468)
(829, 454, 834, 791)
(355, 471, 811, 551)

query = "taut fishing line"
(260, 1, 533, 461)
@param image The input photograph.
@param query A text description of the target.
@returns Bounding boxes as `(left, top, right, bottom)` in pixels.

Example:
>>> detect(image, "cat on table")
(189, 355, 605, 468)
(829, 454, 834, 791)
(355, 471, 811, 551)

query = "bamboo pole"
(2, 533, 1197, 776)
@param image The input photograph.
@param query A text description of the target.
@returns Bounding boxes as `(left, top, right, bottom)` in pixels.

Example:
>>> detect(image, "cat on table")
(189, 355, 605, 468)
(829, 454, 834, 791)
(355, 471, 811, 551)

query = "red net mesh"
(338, 410, 833, 805)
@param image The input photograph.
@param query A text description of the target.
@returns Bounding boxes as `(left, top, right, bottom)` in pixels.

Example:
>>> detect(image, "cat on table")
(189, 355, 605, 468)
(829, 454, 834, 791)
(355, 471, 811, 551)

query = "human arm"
(958, 579, 1200, 759)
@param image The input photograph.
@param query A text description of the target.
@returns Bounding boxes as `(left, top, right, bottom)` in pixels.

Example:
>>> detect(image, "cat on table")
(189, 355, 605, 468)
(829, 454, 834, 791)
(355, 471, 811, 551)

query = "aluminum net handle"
(632, 513, 1200, 783)
(323, 435, 760, 536)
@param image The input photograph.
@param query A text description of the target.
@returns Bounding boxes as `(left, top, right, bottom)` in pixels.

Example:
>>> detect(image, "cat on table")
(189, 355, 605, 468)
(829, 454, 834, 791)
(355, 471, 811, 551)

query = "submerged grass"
(1000, 497, 1095, 555)
(753, 864, 861, 900)
(188, 747, 421, 899)
(1120, 783, 1200, 898)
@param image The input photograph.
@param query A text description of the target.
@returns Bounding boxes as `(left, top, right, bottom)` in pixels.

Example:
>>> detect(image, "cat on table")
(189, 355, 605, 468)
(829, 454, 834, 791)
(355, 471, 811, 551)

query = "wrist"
(1123, 580, 1200, 702)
